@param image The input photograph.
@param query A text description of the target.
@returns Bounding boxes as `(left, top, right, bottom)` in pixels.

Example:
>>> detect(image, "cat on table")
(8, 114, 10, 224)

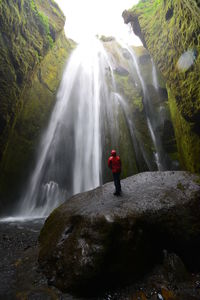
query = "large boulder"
(38, 171, 200, 295)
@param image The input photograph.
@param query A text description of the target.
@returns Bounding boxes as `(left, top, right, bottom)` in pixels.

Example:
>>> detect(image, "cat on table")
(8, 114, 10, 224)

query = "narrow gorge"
(0, 0, 200, 299)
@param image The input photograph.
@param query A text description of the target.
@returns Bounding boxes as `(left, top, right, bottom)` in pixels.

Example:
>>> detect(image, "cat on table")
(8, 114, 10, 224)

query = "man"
(108, 149, 121, 196)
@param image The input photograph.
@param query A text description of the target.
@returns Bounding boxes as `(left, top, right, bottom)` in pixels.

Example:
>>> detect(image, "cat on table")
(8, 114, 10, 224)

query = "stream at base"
(1, 219, 200, 300)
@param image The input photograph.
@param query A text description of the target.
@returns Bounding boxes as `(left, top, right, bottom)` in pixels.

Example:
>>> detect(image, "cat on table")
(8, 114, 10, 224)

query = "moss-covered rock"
(0, 0, 65, 158)
(168, 87, 200, 172)
(0, 0, 75, 209)
(123, 0, 200, 172)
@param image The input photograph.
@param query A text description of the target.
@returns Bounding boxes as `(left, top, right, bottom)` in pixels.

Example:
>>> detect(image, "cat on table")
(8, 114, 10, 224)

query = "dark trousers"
(113, 172, 121, 193)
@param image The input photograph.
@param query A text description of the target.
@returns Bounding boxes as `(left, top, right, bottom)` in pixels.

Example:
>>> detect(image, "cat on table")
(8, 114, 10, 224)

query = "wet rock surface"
(1, 172, 200, 299)
(0, 219, 76, 300)
(38, 171, 200, 296)
(0, 219, 41, 299)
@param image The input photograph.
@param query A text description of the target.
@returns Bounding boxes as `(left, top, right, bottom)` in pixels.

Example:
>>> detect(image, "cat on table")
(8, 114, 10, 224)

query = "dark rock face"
(38, 171, 200, 296)
(162, 250, 189, 283)
(122, 10, 147, 48)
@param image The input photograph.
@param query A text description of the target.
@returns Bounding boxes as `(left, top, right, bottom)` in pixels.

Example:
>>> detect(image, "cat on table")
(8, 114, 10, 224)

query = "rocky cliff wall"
(123, 0, 200, 173)
(103, 40, 178, 177)
(0, 0, 75, 209)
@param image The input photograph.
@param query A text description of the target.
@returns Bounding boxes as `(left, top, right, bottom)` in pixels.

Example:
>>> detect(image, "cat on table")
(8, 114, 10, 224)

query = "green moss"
(0, 31, 73, 204)
(177, 182, 185, 191)
(127, 0, 200, 173)
(130, 0, 200, 122)
(39, 205, 67, 255)
(37, 10, 55, 48)
(38, 11, 49, 33)
(0, 0, 74, 209)
(168, 88, 200, 173)
(194, 176, 200, 185)
(132, 46, 147, 56)
(30, 0, 37, 12)
(48, 35, 54, 48)
(51, 6, 62, 18)
(35, 0, 65, 33)
(117, 108, 139, 177)
(0, 0, 62, 164)
(135, 0, 161, 16)
(115, 73, 143, 112)
(133, 97, 143, 112)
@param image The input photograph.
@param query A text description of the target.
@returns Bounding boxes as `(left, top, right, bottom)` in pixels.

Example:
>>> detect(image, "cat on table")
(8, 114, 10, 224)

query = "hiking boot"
(113, 191, 121, 196)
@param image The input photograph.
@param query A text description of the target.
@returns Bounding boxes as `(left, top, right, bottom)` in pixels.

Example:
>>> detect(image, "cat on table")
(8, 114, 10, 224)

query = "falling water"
(121, 44, 168, 170)
(114, 92, 154, 171)
(15, 38, 174, 218)
(17, 39, 117, 217)
(152, 58, 159, 90)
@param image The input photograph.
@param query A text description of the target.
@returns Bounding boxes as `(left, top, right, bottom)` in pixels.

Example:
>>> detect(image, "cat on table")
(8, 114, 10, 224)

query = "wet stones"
(38, 171, 200, 296)
(162, 250, 189, 283)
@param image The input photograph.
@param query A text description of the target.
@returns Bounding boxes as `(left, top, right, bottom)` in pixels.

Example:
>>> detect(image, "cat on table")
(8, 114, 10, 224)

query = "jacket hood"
(111, 150, 117, 157)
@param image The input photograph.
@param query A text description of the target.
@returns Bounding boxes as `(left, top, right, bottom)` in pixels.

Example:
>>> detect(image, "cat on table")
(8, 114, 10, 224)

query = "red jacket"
(108, 151, 121, 173)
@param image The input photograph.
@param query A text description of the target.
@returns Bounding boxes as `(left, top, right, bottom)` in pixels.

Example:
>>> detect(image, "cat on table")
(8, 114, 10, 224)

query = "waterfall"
(152, 58, 159, 90)
(15, 38, 174, 218)
(114, 92, 154, 171)
(120, 44, 169, 171)
(17, 39, 115, 218)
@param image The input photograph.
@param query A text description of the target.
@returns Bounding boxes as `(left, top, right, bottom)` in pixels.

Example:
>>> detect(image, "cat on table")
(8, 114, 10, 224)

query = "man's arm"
(108, 157, 112, 169)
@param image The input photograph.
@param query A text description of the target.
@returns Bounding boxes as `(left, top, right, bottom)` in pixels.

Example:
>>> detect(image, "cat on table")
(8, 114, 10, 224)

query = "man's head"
(111, 149, 116, 157)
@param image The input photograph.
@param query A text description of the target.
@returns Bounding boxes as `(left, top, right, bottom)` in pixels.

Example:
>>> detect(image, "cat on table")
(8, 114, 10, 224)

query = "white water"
(114, 92, 154, 171)
(13, 38, 172, 219)
(152, 59, 159, 90)
(17, 39, 114, 217)
(121, 44, 168, 170)
(16, 39, 127, 218)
